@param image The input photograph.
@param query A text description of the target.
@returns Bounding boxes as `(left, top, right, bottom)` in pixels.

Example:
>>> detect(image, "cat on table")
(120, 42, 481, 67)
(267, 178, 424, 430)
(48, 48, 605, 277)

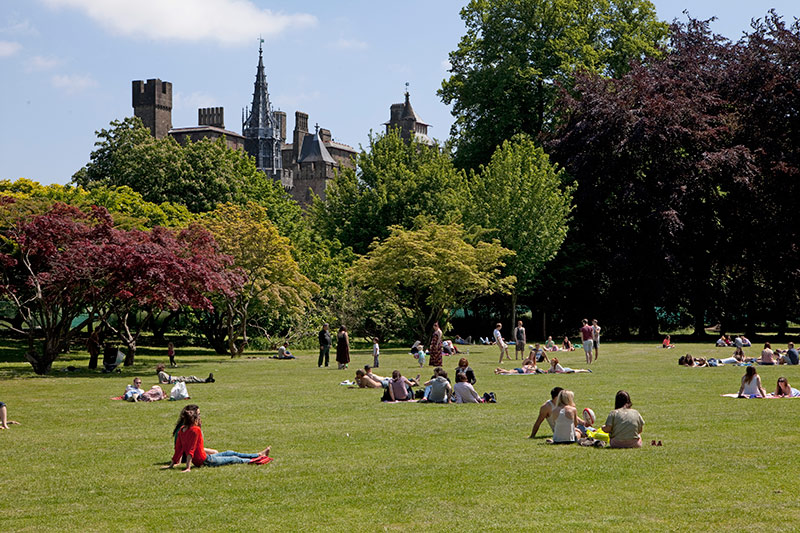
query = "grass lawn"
(0, 339, 798, 531)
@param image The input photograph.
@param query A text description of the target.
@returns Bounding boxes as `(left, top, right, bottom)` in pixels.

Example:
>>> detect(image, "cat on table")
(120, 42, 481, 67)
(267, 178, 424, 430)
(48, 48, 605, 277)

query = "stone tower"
(385, 90, 433, 145)
(132, 79, 173, 139)
(242, 43, 284, 180)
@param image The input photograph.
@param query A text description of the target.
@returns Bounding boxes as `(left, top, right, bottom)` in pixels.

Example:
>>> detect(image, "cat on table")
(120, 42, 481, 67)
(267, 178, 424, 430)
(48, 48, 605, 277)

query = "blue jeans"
(204, 450, 259, 466)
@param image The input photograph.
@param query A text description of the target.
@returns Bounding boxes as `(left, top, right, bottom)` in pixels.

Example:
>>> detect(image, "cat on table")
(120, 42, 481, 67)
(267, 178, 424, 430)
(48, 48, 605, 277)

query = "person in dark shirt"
(318, 323, 332, 367)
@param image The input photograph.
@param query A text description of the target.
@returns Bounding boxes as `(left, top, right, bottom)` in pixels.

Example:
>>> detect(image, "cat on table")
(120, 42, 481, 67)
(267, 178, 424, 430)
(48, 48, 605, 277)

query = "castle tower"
(385, 90, 433, 145)
(242, 43, 284, 179)
(132, 79, 172, 139)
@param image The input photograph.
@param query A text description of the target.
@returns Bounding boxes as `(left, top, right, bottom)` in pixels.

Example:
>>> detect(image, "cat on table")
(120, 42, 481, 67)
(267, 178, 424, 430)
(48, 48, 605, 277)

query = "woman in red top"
(162, 406, 270, 472)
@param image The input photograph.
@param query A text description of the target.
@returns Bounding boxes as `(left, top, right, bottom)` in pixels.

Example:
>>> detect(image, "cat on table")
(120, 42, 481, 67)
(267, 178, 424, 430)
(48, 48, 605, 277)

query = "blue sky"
(0, 0, 796, 186)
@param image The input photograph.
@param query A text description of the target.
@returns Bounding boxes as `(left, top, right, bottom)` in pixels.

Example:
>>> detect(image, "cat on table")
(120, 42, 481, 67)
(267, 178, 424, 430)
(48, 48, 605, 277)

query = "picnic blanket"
(721, 393, 800, 398)
(382, 399, 419, 403)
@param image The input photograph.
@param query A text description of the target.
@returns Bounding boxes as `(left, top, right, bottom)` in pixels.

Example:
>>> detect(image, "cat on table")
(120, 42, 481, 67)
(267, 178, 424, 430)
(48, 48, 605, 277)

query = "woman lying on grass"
(547, 358, 591, 374)
(162, 405, 270, 472)
(601, 390, 644, 448)
(770, 377, 800, 398)
(495, 358, 540, 374)
(738, 366, 766, 398)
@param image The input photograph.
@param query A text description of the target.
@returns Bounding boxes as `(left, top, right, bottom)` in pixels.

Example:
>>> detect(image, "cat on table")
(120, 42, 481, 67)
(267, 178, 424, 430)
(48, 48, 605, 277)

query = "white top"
(373, 343, 379, 356)
(493, 328, 503, 344)
(592, 325, 601, 341)
(742, 376, 762, 396)
(454, 382, 480, 403)
(552, 407, 575, 442)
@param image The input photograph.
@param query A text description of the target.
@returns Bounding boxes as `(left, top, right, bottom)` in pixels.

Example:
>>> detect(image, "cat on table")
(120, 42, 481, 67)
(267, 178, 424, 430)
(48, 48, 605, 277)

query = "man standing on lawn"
(318, 323, 332, 367)
(513, 320, 526, 360)
(592, 319, 601, 362)
(494, 322, 509, 363)
(580, 319, 593, 365)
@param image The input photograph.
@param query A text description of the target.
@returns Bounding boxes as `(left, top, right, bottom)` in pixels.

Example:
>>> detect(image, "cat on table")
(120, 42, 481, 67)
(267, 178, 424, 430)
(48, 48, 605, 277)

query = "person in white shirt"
(494, 323, 509, 363)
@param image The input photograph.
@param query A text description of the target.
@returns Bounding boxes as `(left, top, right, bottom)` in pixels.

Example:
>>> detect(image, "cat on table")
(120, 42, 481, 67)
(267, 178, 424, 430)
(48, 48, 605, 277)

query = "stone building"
(385, 90, 434, 145)
(132, 44, 356, 206)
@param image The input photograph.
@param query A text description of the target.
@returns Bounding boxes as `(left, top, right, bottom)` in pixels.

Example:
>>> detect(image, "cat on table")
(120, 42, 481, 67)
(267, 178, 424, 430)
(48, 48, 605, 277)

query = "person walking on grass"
(318, 323, 332, 368)
(372, 337, 380, 368)
(580, 319, 593, 365)
(494, 323, 510, 363)
(513, 320, 526, 360)
(167, 341, 176, 368)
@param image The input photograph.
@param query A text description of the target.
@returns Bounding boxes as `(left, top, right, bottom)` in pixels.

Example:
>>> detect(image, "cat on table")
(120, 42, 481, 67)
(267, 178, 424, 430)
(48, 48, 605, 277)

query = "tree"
(199, 203, 317, 356)
(72, 117, 284, 213)
(0, 203, 114, 374)
(311, 129, 467, 255)
(464, 135, 574, 327)
(349, 220, 515, 343)
(439, 0, 668, 169)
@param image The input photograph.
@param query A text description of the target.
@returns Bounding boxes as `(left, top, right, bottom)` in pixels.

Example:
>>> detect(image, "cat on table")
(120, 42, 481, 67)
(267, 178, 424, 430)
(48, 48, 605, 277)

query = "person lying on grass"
(547, 358, 591, 374)
(738, 366, 766, 398)
(770, 377, 800, 397)
(678, 355, 708, 367)
(601, 390, 644, 448)
(355, 369, 382, 388)
(0, 401, 20, 429)
(162, 405, 269, 472)
(157, 363, 215, 384)
(495, 357, 540, 374)
(123, 378, 145, 401)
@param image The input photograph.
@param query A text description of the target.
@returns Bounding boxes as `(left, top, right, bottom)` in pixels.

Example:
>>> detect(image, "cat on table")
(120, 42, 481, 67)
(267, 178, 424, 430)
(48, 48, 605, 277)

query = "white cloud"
(334, 38, 367, 51)
(40, 0, 316, 46)
(0, 40, 22, 57)
(0, 17, 39, 36)
(51, 73, 98, 92)
(274, 90, 321, 110)
(27, 55, 62, 71)
(173, 91, 217, 112)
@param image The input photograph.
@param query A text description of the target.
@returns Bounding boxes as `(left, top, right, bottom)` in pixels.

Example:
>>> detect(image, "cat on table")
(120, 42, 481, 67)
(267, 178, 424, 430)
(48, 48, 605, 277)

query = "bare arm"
(529, 404, 550, 438)
(738, 376, 746, 397)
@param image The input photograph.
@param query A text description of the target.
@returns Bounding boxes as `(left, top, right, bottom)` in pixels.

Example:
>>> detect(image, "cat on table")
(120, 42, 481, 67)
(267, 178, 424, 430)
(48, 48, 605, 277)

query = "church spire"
(243, 41, 283, 177)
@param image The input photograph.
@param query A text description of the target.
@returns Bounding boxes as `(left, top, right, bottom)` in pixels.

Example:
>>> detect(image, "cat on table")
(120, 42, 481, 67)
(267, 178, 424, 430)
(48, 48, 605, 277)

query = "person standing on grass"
(336, 326, 350, 370)
(580, 319, 593, 365)
(0, 401, 20, 429)
(601, 390, 644, 448)
(494, 323, 510, 363)
(167, 342, 176, 367)
(429, 323, 443, 367)
(529, 387, 563, 438)
(591, 319, 601, 362)
(162, 405, 270, 472)
(318, 323, 332, 368)
(372, 338, 380, 368)
(513, 320, 526, 360)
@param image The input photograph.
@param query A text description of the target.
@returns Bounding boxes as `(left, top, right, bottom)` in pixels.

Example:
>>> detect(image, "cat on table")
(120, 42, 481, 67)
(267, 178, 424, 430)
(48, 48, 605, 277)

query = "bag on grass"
(170, 382, 190, 401)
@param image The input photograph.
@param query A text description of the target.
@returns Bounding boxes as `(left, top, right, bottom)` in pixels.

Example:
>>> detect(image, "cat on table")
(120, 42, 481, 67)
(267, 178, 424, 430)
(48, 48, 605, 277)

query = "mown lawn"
(0, 339, 798, 531)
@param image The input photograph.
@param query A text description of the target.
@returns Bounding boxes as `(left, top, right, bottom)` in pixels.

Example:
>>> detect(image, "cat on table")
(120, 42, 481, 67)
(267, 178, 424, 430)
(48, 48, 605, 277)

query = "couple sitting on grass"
(162, 404, 271, 472)
(530, 388, 644, 448)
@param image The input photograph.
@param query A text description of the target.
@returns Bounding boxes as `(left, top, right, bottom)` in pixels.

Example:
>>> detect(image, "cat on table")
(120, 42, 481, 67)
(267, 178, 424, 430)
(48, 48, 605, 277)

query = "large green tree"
(72, 117, 284, 213)
(465, 135, 574, 326)
(349, 220, 515, 343)
(311, 129, 467, 255)
(440, 0, 668, 169)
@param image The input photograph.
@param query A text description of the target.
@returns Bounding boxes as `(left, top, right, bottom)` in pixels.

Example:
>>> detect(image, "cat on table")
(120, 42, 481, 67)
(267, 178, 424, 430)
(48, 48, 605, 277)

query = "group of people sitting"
(529, 388, 645, 448)
(716, 334, 752, 347)
(738, 367, 800, 398)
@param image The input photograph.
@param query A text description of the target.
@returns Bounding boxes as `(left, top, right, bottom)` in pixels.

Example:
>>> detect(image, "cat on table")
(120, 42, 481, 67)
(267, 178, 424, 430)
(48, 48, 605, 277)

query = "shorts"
(582, 340, 593, 353)
(497, 342, 507, 353)
(593, 340, 598, 349)
(514, 368, 524, 374)
(515, 343, 525, 352)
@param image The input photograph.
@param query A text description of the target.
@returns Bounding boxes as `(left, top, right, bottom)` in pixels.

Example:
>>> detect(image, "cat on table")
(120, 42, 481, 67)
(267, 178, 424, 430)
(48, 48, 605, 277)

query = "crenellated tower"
(242, 43, 284, 180)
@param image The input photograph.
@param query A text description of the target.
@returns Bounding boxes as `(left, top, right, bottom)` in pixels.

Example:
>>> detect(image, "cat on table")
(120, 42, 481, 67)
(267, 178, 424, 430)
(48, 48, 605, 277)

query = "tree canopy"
(439, 0, 668, 169)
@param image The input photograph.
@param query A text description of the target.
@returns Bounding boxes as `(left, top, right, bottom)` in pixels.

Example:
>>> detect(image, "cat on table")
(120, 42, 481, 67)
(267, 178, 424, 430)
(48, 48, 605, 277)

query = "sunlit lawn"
(0, 338, 798, 531)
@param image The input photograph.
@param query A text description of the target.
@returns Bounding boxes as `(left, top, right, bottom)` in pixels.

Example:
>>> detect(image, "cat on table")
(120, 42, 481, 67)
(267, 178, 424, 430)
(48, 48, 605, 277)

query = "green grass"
(0, 340, 798, 531)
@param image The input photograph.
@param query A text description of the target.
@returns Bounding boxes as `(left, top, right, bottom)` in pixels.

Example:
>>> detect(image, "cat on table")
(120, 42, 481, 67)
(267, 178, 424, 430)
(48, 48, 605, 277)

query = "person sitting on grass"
(561, 336, 575, 351)
(547, 357, 591, 374)
(420, 369, 453, 404)
(779, 342, 799, 365)
(453, 372, 482, 403)
(455, 358, 476, 385)
(662, 335, 675, 349)
(530, 343, 549, 363)
(738, 366, 766, 398)
(270, 342, 296, 359)
(123, 378, 145, 402)
(529, 387, 563, 438)
(0, 401, 20, 429)
(740, 336, 752, 347)
(546, 390, 586, 444)
(544, 336, 558, 352)
(495, 357, 539, 375)
(386, 370, 420, 401)
(757, 342, 776, 365)
(157, 364, 214, 384)
(162, 405, 270, 472)
(771, 377, 800, 397)
(601, 390, 645, 448)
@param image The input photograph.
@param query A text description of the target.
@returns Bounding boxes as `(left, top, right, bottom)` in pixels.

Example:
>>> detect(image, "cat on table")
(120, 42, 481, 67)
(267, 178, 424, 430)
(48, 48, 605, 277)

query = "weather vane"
(405, 81, 410, 94)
